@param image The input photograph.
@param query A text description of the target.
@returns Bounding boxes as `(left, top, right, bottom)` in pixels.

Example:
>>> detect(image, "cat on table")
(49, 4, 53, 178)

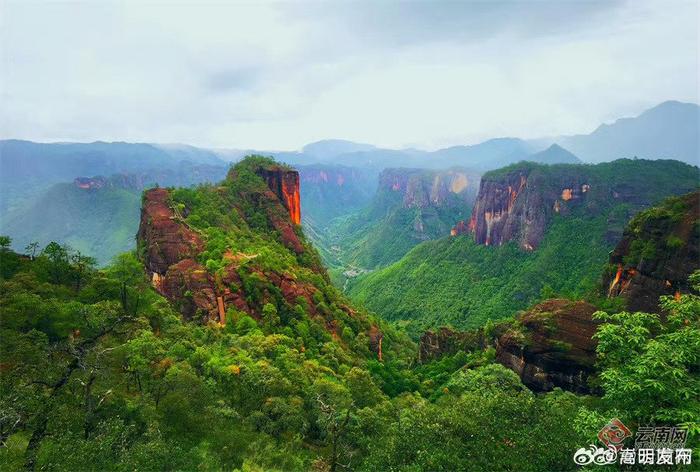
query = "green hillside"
(2, 156, 698, 470)
(318, 168, 479, 285)
(348, 159, 699, 334)
(1, 183, 140, 265)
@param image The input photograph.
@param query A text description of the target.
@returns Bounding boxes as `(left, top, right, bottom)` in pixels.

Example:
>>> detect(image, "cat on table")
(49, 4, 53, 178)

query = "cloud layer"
(1, 0, 697, 150)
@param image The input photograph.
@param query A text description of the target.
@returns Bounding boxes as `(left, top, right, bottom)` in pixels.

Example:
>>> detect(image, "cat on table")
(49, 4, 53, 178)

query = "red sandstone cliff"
(604, 190, 700, 313)
(137, 164, 309, 322)
(256, 167, 301, 225)
(457, 166, 593, 249)
(495, 299, 600, 393)
(136, 162, 385, 359)
(453, 161, 698, 250)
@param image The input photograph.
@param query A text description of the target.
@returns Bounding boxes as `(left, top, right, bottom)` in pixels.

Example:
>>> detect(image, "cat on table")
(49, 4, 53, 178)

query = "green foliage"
(2, 183, 141, 265)
(349, 164, 698, 332)
(349, 214, 612, 332)
(0, 247, 600, 471)
(593, 272, 700, 430)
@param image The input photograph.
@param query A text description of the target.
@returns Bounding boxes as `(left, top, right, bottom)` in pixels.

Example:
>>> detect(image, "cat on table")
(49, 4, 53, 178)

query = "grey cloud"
(204, 67, 265, 93)
(285, 0, 625, 49)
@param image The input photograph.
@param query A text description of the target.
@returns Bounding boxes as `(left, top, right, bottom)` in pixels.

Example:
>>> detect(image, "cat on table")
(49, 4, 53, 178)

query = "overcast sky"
(1, 0, 698, 150)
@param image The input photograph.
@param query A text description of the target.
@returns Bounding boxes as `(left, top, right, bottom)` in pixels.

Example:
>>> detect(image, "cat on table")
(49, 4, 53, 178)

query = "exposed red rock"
(137, 162, 385, 359)
(604, 190, 700, 313)
(137, 187, 204, 276)
(74, 176, 106, 190)
(368, 325, 384, 362)
(450, 220, 469, 237)
(137, 189, 251, 322)
(256, 167, 301, 225)
(495, 299, 600, 393)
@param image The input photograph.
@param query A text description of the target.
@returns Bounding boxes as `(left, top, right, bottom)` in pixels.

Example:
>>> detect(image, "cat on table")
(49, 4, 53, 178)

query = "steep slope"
(137, 155, 388, 362)
(458, 158, 698, 250)
(349, 159, 698, 332)
(1, 165, 228, 264)
(0, 182, 140, 265)
(323, 167, 480, 275)
(604, 190, 700, 313)
(559, 101, 699, 165)
(495, 299, 600, 393)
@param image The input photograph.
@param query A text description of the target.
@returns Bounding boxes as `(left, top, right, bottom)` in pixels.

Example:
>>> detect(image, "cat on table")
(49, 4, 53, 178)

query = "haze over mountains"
(0, 100, 698, 264)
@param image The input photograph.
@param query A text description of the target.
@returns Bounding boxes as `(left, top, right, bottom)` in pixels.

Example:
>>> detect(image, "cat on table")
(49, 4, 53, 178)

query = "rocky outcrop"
(256, 167, 301, 225)
(379, 168, 479, 210)
(460, 160, 699, 251)
(138, 187, 204, 276)
(464, 166, 591, 250)
(604, 190, 700, 313)
(74, 177, 107, 190)
(137, 187, 250, 321)
(136, 158, 385, 364)
(137, 163, 311, 322)
(495, 299, 600, 393)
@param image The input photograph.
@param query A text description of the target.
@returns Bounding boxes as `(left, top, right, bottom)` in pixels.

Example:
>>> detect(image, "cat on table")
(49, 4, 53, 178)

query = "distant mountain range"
(1, 100, 696, 184)
(557, 101, 699, 164)
(1, 100, 697, 264)
(253, 100, 698, 169)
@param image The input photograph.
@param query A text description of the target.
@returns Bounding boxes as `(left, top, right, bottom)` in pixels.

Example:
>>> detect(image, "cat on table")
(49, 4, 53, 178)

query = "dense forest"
(348, 159, 698, 333)
(1, 156, 698, 470)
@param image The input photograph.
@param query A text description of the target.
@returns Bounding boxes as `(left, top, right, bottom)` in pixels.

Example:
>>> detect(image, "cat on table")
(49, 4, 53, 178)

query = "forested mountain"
(0, 156, 377, 266)
(2, 99, 696, 263)
(1, 166, 229, 264)
(348, 159, 699, 333)
(604, 190, 700, 313)
(318, 167, 480, 280)
(2, 156, 698, 471)
(1, 182, 140, 265)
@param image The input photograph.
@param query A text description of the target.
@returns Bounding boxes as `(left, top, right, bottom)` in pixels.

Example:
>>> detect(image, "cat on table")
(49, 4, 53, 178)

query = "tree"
(107, 253, 148, 314)
(25, 241, 39, 260)
(593, 271, 700, 428)
(42, 241, 70, 284)
(71, 250, 97, 291)
(262, 303, 280, 332)
(312, 379, 355, 472)
(0, 235, 11, 250)
(22, 302, 133, 469)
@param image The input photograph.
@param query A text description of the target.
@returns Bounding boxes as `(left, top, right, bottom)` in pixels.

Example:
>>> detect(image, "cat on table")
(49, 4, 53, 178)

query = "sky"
(1, 0, 698, 151)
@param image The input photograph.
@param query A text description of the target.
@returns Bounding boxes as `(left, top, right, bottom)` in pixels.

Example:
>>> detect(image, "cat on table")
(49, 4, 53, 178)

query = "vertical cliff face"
(604, 190, 700, 313)
(137, 187, 204, 276)
(458, 165, 594, 250)
(495, 299, 600, 393)
(256, 168, 301, 225)
(378, 168, 479, 211)
(136, 156, 386, 364)
(137, 187, 252, 322)
(453, 160, 699, 251)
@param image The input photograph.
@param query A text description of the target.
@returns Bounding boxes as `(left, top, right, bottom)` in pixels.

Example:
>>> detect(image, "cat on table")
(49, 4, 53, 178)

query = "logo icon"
(573, 445, 618, 466)
(597, 418, 632, 451)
